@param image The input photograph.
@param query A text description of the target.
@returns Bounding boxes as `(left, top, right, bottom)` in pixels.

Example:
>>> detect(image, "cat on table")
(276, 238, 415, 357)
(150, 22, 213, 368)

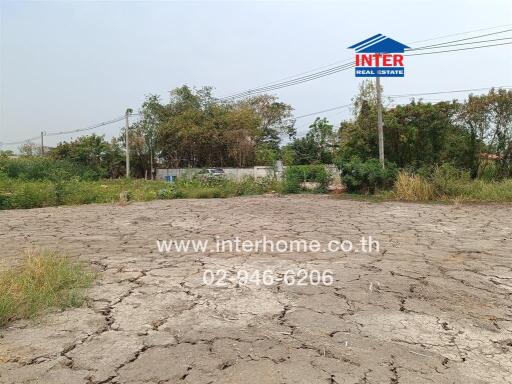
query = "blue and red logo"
(348, 34, 409, 77)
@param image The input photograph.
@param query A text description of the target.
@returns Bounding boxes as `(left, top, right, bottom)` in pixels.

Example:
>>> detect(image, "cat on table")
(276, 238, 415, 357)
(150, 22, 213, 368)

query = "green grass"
(391, 170, 512, 202)
(0, 250, 94, 327)
(0, 176, 284, 209)
(448, 179, 512, 202)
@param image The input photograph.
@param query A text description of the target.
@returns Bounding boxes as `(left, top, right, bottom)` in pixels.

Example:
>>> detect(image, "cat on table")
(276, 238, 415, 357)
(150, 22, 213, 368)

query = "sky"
(1, 0, 511, 150)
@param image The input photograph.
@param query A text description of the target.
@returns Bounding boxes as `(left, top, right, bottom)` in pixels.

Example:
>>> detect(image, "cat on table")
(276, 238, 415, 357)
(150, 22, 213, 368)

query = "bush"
(0, 157, 100, 181)
(283, 165, 331, 193)
(235, 176, 282, 195)
(0, 179, 57, 209)
(338, 158, 397, 194)
(157, 186, 177, 199)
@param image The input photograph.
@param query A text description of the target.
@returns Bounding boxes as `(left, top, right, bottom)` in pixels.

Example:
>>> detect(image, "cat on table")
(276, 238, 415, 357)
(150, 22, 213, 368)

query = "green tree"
(241, 95, 295, 150)
(284, 117, 335, 165)
(50, 134, 124, 178)
(339, 80, 380, 160)
(140, 86, 294, 168)
(383, 100, 465, 168)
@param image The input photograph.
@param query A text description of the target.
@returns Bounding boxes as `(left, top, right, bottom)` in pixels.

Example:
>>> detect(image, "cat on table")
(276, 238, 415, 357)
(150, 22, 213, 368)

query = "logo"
(348, 34, 409, 77)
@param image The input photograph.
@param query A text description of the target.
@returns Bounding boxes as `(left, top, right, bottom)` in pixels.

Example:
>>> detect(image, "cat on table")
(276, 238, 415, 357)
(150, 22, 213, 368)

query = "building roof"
(348, 34, 410, 53)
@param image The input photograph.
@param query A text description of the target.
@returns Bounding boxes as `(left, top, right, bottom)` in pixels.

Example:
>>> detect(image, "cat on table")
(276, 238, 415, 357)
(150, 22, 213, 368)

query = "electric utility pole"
(125, 108, 132, 178)
(40, 131, 45, 156)
(376, 76, 384, 168)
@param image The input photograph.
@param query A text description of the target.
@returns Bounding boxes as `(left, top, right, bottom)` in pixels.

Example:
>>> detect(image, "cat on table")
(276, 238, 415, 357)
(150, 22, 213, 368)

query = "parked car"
(198, 168, 225, 179)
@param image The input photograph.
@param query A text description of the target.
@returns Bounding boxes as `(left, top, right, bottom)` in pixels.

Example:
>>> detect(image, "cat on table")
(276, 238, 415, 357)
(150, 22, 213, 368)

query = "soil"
(0, 195, 511, 383)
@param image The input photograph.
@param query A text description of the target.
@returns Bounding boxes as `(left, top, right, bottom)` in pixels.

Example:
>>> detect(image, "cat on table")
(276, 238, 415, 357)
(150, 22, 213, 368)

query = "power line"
(45, 116, 125, 137)
(3, 86, 509, 148)
(247, 58, 355, 89)
(407, 28, 512, 50)
(388, 86, 512, 98)
(288, 86, 510, 128)
(295, 86, 511, 129)
(219, 28, 512, 101)
(294, 104, 352, 120)
(408, 24, 512, 45)
(220, 62, 355, 100)
(293, 87, 512, 138)
(0, 135, 41, 146)
(220, 25, 512, 100)
(409, 37, 512, 51)
(3, 27, 511, 147)
(0, 115, 127, 148)
(405, 41, 512, 57)
(219, 38, 510, 100)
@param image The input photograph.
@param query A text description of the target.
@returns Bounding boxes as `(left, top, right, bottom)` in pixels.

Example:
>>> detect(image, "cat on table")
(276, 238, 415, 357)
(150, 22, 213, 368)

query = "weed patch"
(0, 250, 94, 327)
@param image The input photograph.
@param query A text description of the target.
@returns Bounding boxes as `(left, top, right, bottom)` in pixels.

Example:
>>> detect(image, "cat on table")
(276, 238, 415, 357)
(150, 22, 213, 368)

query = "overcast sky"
(1, 0, 511, 149)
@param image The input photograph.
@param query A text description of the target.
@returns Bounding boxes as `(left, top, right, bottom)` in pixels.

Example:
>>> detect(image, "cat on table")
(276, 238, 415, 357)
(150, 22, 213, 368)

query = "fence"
(156, 165, 340, 183)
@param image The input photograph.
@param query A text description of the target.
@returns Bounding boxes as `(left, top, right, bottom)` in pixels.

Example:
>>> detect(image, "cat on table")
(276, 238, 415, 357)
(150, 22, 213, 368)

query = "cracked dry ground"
(0, 195, 511, 384)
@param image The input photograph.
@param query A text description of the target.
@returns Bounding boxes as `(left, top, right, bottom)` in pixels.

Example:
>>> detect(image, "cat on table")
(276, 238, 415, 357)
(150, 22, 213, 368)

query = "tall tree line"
(123, 86, 294, 176)
(21, 83, 511, 180)
(286, 82, 512, 178)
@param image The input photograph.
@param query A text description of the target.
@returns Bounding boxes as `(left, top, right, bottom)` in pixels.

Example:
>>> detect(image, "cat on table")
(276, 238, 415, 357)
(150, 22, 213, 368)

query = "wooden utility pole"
(376, 76, 384, 168)
(125, 109, 132, 178)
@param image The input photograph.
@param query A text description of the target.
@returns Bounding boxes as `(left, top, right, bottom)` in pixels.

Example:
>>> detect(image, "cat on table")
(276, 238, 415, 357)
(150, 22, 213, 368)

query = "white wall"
(156, 165, 339, 182)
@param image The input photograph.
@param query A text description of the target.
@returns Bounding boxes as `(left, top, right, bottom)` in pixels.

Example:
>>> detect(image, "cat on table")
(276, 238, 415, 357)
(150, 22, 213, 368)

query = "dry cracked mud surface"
(0, 195, 511, 383)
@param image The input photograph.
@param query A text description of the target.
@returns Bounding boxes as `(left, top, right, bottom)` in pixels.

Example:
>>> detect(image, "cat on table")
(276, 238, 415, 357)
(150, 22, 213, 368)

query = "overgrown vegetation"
(336, 83, 512, 178)
(160, 176, 282, 199)
(50, 134, 125, 178)
(283, 118, 336, 165)
(0, 250, 94, 327)
(283, 165, 331, 193)
(338, 158, 397, 193)
(3, 83, 512, 204)
(0, 156, 101, 181)
(0, 176, 284, 209)
(393, 164, 512, 202)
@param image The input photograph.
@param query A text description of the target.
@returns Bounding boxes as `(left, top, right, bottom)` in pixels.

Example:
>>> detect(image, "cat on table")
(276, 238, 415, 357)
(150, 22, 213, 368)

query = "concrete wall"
(156, 165, 339, 182)
(156, 166, 276, 181)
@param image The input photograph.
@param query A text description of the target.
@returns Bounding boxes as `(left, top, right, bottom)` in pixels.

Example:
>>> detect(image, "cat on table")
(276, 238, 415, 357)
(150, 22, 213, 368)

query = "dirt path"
(0, 195, 511, 383)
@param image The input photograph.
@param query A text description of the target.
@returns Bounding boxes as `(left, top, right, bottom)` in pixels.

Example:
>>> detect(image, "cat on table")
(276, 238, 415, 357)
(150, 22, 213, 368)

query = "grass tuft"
(0, 250, 94, 327)
(394, 172, 434, 201)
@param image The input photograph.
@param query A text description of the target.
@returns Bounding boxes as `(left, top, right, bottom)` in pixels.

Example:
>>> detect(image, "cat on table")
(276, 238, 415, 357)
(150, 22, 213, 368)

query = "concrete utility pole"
(40, 131, 45, 156)
(376, 76, 385, 168)
(125, 108, 132, 178)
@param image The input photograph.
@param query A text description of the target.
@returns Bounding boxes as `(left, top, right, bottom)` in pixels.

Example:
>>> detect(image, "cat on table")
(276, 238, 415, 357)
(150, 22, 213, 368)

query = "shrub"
(0, 157, 100, 181)
(157, 186, 177, 199)
(234, 176, 282, 195)
(2, 180, 57, 209)
(0, 250, 94, 327)
(338, 158, 397, 194)
(283, 165, 331, 193)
